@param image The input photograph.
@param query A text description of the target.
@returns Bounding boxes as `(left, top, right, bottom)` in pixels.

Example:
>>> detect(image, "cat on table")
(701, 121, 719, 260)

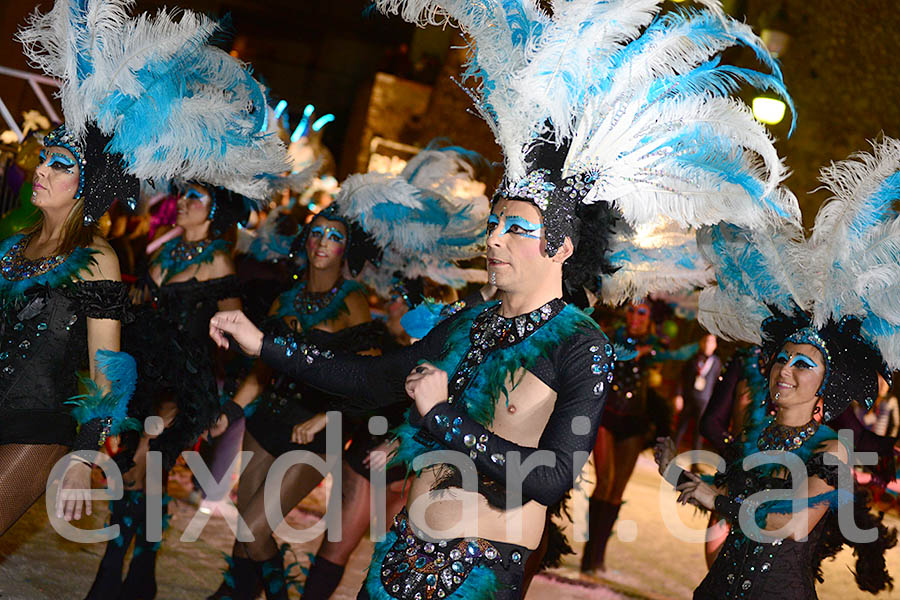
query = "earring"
(812, 405, 821, 415)
(774, 391, 781, 401)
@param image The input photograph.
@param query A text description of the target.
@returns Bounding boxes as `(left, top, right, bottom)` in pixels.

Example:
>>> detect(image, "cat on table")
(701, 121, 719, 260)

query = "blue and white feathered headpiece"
(18, 0, 291, 222)
(333, 141, 490, 294)
(601, 220, 714, 306)
(698, 138, 900, 418)
(376, 0, 798, 257)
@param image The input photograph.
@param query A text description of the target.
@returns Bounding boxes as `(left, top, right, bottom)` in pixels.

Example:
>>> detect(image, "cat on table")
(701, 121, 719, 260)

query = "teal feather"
(401, 299, 446, 339)
(275, 279, 366, 331)
(392, 302, 598, 469)
(0, 234, 98, 302)
(67, 350, 140, 435)
(151, 237, 229, 282)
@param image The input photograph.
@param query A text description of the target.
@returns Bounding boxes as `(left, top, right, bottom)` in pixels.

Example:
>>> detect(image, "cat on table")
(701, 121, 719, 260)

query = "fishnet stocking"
(234, 432, 326, 561)
(0, 443, 69, 535)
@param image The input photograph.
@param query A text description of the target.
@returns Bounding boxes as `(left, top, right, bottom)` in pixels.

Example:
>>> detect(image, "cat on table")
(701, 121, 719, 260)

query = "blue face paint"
(41, 151, 77, 174)
(310, 225, 346, 244)
(486, 213, 543, 239)
(184, 188, 209, 203)
(776, 350, 819, 369)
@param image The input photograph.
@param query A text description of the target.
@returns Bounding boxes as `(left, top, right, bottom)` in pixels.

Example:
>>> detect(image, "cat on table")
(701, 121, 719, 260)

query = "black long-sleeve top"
(260, 299, 612, 507)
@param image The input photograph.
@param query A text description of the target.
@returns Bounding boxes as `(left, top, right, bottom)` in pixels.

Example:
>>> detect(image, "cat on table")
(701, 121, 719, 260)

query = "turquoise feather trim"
(392, 302, 598, 470)
(68, 350, 140, 435)
(151, 237, 229, 281)
(0, 234, 98, 302)
(260, 544, 311, 596)
(365, 530, 500, 600)
(401, 298, 447, 340)
(388, 413, 436, 471)
(275, 279, 366, 331)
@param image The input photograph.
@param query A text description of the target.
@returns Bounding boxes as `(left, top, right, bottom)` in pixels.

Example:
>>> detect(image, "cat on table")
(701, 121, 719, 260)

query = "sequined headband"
(494, 168, 597, 256)
(784, 326, 831, 395)
(43, 125, 87, 200)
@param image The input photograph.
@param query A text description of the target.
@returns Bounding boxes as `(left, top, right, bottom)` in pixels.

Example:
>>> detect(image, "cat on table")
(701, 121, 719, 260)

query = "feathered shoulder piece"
(18, 0, 290, 202)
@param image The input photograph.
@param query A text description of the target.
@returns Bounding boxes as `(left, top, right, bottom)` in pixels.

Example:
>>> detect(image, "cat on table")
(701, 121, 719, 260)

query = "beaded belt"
(377, 510, 525, 599)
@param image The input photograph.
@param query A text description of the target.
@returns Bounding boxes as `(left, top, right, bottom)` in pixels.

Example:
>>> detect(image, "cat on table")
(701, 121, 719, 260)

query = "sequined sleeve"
(259, 307, 461, 412)
(420, 329, 612, 506)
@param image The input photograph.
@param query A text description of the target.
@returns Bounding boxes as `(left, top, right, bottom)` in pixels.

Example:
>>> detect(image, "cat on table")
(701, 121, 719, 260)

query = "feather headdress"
(376, 0, 797, 259)
(333, 141, 490, 294)
(698, 137, 900, 418)
(18, 0, 291, 221)
(602, 219, 714, 306)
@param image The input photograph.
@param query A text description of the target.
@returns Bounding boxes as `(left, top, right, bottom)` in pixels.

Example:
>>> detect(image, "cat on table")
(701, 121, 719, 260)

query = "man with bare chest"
(209, 194, 614, 599)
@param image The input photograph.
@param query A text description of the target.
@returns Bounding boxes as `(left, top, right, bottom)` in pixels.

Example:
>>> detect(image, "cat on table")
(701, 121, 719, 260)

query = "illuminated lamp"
(752, 96, 786, 126)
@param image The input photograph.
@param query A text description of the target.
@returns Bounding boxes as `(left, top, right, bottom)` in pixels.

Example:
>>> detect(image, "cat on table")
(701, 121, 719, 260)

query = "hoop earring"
(812, 405, 821, 415)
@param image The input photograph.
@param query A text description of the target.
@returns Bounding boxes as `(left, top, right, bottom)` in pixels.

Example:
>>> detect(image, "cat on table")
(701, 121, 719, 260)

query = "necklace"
(757, 418, 819, 452)
(0, 234, 74, 282)
(293, 279, 344, 315)
(154, 237, 227, 281)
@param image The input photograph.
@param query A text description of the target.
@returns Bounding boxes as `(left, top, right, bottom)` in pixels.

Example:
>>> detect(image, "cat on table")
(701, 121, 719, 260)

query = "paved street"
(1, 452, 897, 599)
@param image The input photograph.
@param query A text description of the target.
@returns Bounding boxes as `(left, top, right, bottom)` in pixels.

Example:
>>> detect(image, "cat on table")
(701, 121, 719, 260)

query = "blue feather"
(67, 350, 140, 436)
(400, 300, 446, 340)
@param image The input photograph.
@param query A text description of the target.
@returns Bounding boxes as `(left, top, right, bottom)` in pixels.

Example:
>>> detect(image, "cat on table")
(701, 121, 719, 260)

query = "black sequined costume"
(0, 234, 131, 449)
(244, 278, 377, 459)
(600, 326, 670, 442)
(121, 272, 239, 471)
(259, 298, 612, 599)
(695, 436, 896, 599)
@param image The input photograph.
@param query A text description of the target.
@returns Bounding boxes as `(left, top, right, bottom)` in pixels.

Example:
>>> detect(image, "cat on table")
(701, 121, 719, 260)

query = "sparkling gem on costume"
(0, 235, 74, 282)
(491, 453, 505, 465)
(507, 169, 556, 211)
(757, 418, 819, 452)
(154, 237, 226, 281)
(463, 434, 476, 447)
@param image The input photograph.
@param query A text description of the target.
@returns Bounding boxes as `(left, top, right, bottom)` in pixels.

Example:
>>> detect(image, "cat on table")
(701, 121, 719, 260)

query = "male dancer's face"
(305, 216, 347, 271)
(486, 198, 563, 296)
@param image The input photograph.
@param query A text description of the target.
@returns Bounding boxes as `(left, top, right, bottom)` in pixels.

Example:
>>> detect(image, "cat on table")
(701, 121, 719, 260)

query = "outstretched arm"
(210, 308, 456, 410)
